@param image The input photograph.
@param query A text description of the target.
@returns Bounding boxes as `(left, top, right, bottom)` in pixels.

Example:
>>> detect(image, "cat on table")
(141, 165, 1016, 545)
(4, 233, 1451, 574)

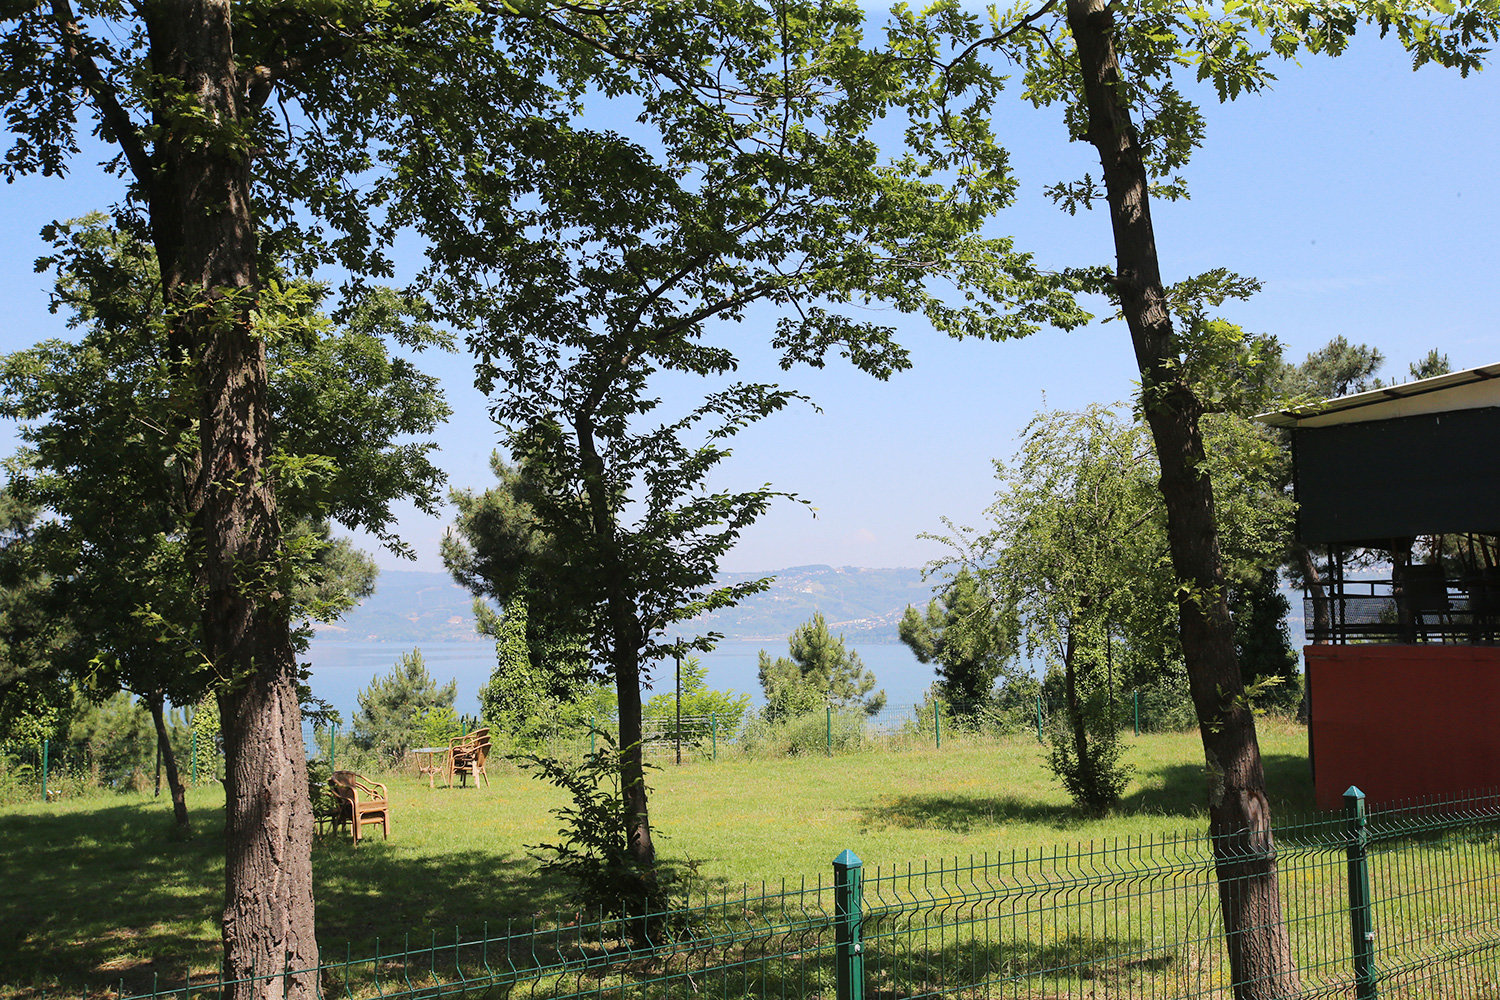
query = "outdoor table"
(412, 747, 447, 788)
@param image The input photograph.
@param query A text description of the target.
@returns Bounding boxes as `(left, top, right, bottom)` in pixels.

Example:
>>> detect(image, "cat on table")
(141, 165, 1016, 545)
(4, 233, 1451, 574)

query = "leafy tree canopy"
(0, 218, 440, 726)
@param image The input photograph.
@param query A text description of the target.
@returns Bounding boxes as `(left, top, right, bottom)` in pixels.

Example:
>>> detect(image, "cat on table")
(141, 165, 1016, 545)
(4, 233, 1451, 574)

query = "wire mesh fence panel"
(82, 789, 1500, 1000)
(855, 798, 1498, 1000)
(113, 879, 839, 1000)
(1361, 791, 1500, 999)
(860, 835, 1240, 1000)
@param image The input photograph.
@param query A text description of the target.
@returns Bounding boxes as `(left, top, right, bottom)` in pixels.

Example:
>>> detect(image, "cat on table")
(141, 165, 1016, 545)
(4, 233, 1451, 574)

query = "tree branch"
(48, 0, 154, 191)
(963, 0, 1061, 63)
(244, 3, 446, 107)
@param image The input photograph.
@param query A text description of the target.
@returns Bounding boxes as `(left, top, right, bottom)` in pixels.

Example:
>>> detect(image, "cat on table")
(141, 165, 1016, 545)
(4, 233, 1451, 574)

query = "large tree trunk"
(1064, 2, 1298, 996)
(613, 649, 656, 873)
(575, 414, 658, 903)
(147, 692, 192, 836)
(147, 2, 318, 995)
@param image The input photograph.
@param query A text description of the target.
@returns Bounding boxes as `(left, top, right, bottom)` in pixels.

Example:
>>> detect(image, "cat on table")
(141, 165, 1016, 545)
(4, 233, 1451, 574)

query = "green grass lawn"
(0, 722, 1311, 1000)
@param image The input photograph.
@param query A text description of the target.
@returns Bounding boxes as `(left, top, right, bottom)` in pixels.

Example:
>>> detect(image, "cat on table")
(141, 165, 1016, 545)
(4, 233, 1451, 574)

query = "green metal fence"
(104, 787, 1500, 1000)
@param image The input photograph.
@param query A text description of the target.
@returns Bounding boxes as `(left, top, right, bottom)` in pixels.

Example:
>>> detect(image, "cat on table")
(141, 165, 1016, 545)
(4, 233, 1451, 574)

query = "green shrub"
(736, 708, 868, 757)
(311, 725, 387, 776)
(1046, 688, 1133, 817)
(513, 732, 672, 929)
(642, 656, 751, 742)
(1133, 673, 1198, 733)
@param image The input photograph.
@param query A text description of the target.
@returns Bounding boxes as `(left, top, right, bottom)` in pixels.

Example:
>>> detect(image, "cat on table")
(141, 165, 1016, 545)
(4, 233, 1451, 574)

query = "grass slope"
(0, 723, 1310, 999)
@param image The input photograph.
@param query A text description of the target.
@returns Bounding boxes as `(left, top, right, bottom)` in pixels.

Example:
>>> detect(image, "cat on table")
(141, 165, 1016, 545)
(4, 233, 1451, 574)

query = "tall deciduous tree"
(434, 3, 1088, 890)
(896, 3, 1494, 992)
(1, 1, 647, 984)
(4, 4, 442, 982)
(951, 406, 1170, 812)
(0, 219, 440, 841)
(0, 1, 1086, 974)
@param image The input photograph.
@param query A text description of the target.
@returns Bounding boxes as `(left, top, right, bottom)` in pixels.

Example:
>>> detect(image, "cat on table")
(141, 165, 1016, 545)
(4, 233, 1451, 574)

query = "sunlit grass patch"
(0, 726, 1313, 1000)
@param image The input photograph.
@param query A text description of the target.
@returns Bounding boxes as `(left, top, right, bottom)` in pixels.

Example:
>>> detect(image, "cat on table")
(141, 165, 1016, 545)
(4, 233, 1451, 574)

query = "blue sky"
(2, 28, 1496, 578)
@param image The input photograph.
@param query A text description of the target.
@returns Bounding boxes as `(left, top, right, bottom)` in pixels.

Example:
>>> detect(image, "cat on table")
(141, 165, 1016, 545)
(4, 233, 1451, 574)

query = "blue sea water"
(303, 638, 935, 723)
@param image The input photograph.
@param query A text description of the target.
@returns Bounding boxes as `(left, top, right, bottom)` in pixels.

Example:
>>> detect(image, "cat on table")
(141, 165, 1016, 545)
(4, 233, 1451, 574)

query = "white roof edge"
(1254, 361, 1500, 428)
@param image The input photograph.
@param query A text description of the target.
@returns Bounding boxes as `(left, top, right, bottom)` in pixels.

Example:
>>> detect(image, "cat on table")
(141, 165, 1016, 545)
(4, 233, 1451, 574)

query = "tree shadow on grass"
(312, 839, 569, 955)
(0, 799, 574, 1000)
(0, 799, 224, 1000)
(1121, 751, 1314, 818)
(852, 752, 1314, 836)
(852, 793, 1084, 835)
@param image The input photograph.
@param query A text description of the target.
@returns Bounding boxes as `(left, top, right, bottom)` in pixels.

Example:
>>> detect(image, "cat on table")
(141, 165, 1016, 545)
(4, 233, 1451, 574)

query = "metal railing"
(1305, 574, 1500, 644)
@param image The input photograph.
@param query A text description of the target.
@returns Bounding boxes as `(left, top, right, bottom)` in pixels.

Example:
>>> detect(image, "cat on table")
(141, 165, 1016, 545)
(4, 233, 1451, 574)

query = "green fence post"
(934, 701, 941, 749)
(826, 706, 833, 757)
(1133, 690, 1140, 736)
(711, 713, 717, 761)
(40, 738, 48, 803)
(1345, 786, 1377, 1000)
(1035, 696, 1044, 742)
(833, 850, 864, 1000)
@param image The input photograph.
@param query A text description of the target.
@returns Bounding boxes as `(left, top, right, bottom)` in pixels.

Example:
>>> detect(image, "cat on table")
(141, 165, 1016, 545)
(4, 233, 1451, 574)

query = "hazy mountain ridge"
(317, 565, 938, 644)
(314, 570, 490, 643)
(677, 565, 934, 642)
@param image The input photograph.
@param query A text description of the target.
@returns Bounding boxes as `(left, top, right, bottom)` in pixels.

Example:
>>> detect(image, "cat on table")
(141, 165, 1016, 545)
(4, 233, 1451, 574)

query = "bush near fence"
(97, 786, 1500, 1000)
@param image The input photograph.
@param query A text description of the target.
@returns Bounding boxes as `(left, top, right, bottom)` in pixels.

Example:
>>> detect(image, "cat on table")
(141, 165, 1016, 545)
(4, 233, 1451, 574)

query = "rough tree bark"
(574, 415, 657, 880)
(147, 1, 318, 994)
(147, 692, 192, 836)
(1063, 1, 1298, 996)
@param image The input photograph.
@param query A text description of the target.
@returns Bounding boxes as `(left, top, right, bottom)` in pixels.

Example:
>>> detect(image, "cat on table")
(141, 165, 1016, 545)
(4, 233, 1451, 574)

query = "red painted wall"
(1306, 644, 1500, 810)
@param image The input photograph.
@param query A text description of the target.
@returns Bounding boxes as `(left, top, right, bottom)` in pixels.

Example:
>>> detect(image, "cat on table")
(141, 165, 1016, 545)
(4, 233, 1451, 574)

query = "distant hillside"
(317, 565, 938, 644)
(671, 565, 932, 643)
(314, 570, 490, 643)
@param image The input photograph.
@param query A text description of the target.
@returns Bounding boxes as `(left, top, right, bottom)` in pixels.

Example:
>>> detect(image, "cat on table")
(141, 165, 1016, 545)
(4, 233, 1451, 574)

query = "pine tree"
(758, 613, 886, 721)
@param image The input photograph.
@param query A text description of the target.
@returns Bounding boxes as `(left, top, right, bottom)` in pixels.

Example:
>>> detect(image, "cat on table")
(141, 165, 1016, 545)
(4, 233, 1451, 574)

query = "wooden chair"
(445, 729, 491, 788)
(329, 770, 390, 845)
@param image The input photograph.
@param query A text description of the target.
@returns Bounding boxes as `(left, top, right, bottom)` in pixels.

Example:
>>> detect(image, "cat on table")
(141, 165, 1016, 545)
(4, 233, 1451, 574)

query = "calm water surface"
(304, 638, 935, 722)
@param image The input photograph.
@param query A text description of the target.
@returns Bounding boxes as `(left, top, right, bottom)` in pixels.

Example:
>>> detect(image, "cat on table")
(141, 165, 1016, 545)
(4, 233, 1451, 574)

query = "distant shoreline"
(316, 565, 931, 645)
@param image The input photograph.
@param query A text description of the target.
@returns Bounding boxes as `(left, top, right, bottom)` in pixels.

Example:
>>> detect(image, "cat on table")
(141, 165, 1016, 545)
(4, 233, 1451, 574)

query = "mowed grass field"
(0, 722, 1312, 1000)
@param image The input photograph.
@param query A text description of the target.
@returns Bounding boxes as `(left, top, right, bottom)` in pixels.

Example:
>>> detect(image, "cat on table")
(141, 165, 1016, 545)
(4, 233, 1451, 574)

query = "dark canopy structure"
(1256, 362, 1500, 809)
(1259, 362, 1500, 545)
